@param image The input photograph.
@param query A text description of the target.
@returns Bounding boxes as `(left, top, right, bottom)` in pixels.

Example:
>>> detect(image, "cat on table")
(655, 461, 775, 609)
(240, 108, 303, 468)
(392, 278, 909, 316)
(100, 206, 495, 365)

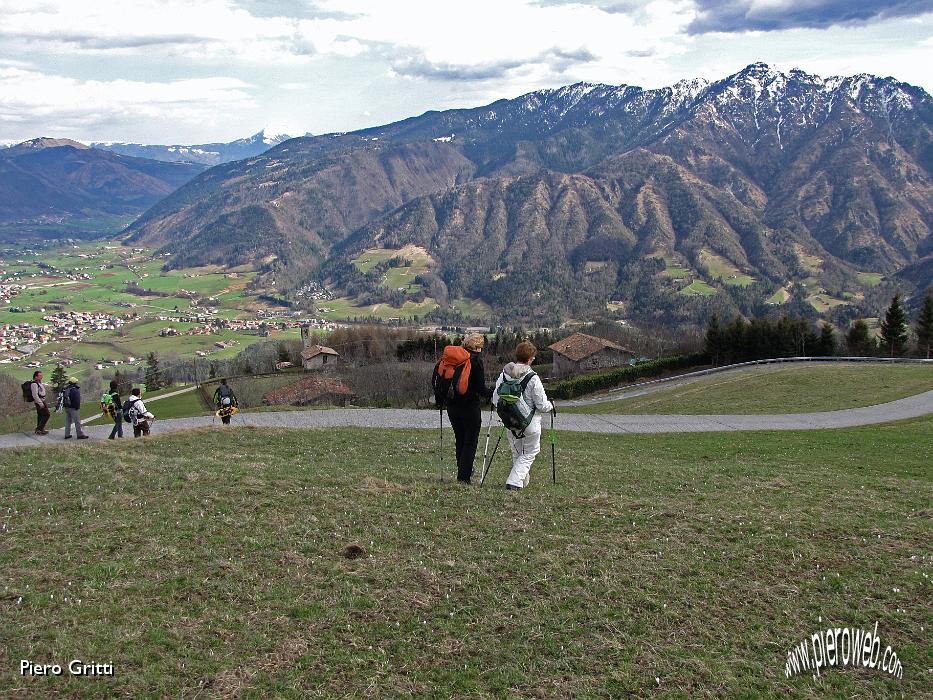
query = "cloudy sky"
(1, 0, 931, 145)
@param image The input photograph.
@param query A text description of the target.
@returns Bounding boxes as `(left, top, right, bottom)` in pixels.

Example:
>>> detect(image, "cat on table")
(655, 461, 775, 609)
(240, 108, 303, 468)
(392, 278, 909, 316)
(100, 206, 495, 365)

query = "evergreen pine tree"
(915, 290, 933, 359)
(50, 364, 67, 394)
(846, 319, 874, 356)
(816, 323, 837, 357)
(704, 315, 723, 365)
(144, 352, 164, 392)
(879, 294, 909, 357)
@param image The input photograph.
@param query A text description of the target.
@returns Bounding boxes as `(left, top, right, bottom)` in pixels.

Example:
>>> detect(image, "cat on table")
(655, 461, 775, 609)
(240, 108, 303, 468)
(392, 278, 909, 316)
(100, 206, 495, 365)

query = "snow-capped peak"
(259, 122, 304, 145)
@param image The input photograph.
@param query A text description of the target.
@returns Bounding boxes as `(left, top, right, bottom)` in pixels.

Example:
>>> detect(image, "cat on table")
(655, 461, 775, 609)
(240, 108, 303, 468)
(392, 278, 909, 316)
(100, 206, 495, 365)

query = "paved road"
(1, 390, 931, 449)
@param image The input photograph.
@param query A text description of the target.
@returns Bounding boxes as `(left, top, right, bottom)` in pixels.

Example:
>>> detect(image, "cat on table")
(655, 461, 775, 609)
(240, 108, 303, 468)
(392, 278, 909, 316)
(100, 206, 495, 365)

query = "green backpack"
(496, 371, 537, 437)
(100, 391, 116, 418)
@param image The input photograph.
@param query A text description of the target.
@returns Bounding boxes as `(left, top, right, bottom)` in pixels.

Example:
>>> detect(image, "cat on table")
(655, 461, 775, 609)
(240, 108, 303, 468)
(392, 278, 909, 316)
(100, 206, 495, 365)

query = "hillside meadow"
(1, 418, 930, 698)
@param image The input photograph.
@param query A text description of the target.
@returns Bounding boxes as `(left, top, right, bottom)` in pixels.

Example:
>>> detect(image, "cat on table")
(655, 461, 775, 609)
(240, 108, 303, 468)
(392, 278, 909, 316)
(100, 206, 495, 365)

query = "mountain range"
(7, 63, 932, 324)
(0, 138, 207, 240)
(120, 63, 932, 323)
(91, 129, 303, 166)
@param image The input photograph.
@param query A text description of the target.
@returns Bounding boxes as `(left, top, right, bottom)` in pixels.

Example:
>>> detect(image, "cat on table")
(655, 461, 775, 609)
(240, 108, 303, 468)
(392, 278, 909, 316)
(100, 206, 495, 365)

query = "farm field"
(565, 363, 933, 414)
(698, 249, 754, 286)
(679, 280, 717, 296)
(1, 418, 930, 697)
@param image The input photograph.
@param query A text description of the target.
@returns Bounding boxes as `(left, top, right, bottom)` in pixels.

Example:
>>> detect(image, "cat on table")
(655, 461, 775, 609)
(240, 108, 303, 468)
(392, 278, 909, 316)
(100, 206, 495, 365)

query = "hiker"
(29, 370, 50, 435)
(492, 341, 554, 490)
(125, 388, 154, 437)
(104, 380, 123, 439)
(62, 377, 89, 440)
(212, 378, 237, 425)
(438, 334, 493, 484)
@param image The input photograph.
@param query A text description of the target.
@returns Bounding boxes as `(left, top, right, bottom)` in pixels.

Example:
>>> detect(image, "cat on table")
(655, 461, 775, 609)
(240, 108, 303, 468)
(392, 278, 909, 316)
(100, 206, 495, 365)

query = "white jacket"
(492, 362, 553, 431)
(129, 397, 154, 420)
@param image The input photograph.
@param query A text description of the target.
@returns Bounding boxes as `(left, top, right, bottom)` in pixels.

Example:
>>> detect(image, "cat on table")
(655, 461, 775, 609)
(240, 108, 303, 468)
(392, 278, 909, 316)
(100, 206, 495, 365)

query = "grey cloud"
(233, 0, 362, 21)
(392, 56, 528, 81)
(391, 46, 597, 82)
(4, 30, 214, 50)
(688, 0, 933, 34)
(624, 48, 656, 57)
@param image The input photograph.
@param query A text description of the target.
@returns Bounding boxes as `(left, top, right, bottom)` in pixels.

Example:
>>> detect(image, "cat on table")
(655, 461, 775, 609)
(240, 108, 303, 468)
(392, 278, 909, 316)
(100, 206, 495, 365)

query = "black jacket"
(447, 351, 493, 409)
(65, 384, 81, 410)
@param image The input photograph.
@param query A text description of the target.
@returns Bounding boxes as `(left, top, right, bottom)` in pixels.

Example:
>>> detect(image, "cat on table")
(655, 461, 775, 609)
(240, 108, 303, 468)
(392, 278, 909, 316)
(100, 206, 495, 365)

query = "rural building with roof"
(300, 344, 339, 370)
(548, 332, 633, 378)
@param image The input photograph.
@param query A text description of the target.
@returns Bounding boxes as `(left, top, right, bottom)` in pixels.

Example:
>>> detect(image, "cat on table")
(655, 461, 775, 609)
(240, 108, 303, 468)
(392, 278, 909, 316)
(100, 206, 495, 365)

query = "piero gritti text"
(20, 660, 114, 677)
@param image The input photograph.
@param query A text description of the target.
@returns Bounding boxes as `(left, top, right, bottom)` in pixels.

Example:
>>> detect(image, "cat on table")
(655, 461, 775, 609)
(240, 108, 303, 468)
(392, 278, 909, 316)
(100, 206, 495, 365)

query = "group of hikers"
(433, 335, 554, 490)
(25, 370, 156, 439)
(24, 371, 239, 440)
(23, 337, 549, 490)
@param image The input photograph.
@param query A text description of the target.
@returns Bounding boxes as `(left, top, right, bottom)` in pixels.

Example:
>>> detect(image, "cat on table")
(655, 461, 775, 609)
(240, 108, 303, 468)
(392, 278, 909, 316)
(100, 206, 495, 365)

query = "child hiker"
(491, 341, 554, 490)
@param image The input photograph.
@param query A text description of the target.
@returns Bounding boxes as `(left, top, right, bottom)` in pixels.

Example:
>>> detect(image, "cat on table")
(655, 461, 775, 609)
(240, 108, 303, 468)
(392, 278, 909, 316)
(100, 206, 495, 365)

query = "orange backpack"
(432, 345, 471, 408)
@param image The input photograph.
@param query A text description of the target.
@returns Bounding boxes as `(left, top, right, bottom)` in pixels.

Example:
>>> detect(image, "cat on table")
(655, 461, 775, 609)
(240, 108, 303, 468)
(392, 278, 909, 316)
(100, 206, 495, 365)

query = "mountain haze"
(93, 130, 303, 166)
(122, 64, 933, 321)
(0, 138, 206, 239)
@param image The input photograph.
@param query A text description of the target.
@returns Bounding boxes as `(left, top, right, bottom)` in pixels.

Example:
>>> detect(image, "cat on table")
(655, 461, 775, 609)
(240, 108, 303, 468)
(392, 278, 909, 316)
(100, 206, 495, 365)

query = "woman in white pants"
(492, 341, 553, 490)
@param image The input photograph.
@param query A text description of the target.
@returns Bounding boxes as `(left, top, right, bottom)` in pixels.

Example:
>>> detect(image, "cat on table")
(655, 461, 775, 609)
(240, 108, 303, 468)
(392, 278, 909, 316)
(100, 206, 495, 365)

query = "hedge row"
(547, 353, 709, 400)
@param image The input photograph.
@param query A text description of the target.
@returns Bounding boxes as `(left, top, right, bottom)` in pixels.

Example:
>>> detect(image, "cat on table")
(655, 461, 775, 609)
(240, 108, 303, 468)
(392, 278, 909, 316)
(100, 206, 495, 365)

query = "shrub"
(548, 353, 709, 400)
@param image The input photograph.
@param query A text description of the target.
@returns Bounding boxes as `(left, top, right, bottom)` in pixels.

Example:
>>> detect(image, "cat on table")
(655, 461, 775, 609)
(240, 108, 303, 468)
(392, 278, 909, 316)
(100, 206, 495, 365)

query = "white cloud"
(0, 0, 695, 76)
(0, 0, 929, 142)
(0, 67, 255, 140)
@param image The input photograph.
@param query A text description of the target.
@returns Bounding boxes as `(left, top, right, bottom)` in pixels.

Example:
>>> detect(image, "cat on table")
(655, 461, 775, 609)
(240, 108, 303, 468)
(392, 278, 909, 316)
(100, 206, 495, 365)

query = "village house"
(300, 344, 339, 370)
(548, 332, 634, 378)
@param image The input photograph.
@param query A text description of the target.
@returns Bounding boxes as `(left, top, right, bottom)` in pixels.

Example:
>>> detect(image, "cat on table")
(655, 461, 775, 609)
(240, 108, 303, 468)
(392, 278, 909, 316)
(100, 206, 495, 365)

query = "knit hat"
(68, 376, 78, 384)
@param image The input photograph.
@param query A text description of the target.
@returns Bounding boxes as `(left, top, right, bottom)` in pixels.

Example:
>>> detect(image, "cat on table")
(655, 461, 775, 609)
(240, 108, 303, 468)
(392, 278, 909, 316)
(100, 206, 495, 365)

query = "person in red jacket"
(445, 334, 493, 484)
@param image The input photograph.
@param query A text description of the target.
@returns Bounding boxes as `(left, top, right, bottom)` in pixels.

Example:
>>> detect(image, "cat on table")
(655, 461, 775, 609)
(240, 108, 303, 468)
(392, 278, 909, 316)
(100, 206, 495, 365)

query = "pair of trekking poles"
(435, 406, 557, 486)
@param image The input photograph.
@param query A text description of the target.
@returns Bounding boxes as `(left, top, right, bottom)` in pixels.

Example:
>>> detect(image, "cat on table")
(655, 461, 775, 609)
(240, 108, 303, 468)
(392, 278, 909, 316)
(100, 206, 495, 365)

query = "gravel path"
(1, 390, 931, 449)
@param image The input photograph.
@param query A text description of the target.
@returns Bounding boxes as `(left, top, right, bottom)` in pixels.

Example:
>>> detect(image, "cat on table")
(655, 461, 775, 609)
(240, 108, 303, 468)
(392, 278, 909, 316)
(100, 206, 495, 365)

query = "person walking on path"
(445, 334, 493, 484)
(492, 341, 553, 490)
(30, 370, 50, 435)
(127, 388, 154, 437)
(62, 377, 89, 440)
(106, 380, 123, 439)
(213, 378, 237, 425)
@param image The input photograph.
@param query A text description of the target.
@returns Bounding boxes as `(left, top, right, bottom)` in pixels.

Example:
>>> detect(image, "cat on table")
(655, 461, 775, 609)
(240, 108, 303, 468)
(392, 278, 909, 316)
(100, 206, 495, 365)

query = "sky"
(1, 0, 931, 145)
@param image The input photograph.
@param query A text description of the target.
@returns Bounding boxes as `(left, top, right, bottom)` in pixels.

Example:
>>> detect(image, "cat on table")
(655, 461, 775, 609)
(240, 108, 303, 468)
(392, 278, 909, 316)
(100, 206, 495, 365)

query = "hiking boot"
(77, 435, 89, 440)
(63, 435, 72, 440)
(506, 484, 522, 491)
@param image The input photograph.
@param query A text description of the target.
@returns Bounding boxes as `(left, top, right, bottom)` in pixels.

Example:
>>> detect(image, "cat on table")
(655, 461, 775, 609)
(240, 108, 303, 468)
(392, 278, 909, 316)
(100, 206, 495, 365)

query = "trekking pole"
(438, 408, 443, 482)
(479, 405, 494, 482)
(550, 409, 557, 486)
(480, 427, 505, 486)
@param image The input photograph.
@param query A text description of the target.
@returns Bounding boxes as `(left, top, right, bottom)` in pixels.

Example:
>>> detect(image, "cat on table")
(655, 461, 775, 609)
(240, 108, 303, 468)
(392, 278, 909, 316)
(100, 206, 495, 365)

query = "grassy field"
(566, 363, 933, 414)
(698, 250, 755, 286)
(857, 272, 884, 287)
(1, 419, 930, 698)
(679, 280, 717, 296)
(806, 293, 848, 313)
(767, 287, 790, 304)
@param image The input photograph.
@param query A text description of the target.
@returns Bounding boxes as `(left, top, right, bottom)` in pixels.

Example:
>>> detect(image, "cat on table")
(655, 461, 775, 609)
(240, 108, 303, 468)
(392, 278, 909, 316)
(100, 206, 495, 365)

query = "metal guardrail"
(563, 356, 933, 403)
